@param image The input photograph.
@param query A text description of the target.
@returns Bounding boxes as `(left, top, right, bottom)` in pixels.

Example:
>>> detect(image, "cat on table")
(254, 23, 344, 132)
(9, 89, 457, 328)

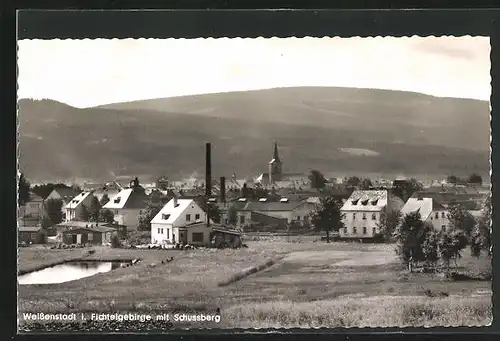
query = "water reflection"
(18, 261, 131, 285)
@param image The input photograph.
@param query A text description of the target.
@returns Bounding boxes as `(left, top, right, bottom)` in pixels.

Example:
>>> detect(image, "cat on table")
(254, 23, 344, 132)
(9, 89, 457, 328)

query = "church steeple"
(272, 141, 281, 163)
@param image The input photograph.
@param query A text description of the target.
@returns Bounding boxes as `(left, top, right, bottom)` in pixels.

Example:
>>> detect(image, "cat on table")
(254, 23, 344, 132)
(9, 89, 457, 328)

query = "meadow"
(18, 236, 492, 330)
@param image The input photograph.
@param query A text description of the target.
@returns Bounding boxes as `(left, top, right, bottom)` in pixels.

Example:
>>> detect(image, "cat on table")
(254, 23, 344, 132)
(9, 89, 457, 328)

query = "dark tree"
(309, 196, 344, 243)
(78, 204, 90, 221)
(391, 179, 423, 202)
(240, 183, 250, 198)
(439, 230, 469, 274)
(308, 169, 327, 190)
(470, 196, 491, 257)
(447, 175, 459, 184)
(99, 209, 115, 224)
(44, 199, 63, 225)
(100, 193, 110, 206)
(198, 200, 221, 224)
(359, 178, 373, 190)
(447, 204, 476, 240)
(376, 210, 403, 242)
(394, 212, 434, 271)
(226, 204, 238, 226)
(88, 196, 102, 222)
(138, 202, 164, 231)
(110, 233, 121, 248)
(467, 173, 483, 185)
(18, 173, 31, 206)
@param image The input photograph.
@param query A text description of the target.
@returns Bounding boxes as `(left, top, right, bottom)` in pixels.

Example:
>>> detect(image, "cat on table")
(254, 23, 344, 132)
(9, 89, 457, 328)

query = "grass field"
(18, 236, 492, 329)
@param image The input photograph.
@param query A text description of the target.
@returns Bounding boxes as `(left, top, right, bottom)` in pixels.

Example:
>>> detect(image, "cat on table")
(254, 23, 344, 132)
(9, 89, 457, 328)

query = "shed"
(211, 227, 243, 248)
(61, 226, 118, 245)
(18, 226, 45, 244)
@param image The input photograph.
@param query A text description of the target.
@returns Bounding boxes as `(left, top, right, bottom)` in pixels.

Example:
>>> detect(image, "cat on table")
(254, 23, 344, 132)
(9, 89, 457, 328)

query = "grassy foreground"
(18, 236, 492, 330)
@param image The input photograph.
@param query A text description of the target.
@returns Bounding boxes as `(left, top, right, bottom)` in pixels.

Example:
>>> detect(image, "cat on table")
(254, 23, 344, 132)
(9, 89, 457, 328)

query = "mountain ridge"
(18, 87, 490, 184)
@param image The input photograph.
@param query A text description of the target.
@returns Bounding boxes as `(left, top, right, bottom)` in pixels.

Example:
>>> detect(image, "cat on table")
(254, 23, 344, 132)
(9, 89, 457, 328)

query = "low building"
(61, 225, 118, 245)
(340, 190, 404, 240)
(211, 227, 243, 248)
(150, 197, 213, 245)
(18, 226, 45, 244)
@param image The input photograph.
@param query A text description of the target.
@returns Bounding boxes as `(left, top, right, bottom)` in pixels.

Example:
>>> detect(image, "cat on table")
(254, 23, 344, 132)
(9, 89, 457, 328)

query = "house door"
(172, 233, 176, 243)
(72, 234, 77, 244)
(76, 234, 82, 244)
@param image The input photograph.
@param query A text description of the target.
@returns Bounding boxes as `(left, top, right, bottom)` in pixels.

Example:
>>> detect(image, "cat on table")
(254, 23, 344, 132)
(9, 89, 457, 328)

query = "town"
(18, 142, 490, 250)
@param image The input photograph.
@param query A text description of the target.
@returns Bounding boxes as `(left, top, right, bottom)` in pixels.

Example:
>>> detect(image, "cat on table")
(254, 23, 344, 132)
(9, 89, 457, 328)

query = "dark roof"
(179, 222, 225, 230)
(122, 189, 149, 209)
(212, 227, 242, 236)
(53, 187, 80, 200)
(62, 226, 117, 234)
(242, 200, 310, 212)
(251, 211, 288, 222)
(28, 193, 44, 202)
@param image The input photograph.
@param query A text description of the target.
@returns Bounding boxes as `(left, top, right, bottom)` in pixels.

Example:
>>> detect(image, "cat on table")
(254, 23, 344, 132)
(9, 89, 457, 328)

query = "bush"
(126, 230, 151, 246)
(110, 234, 121, 248)
(34, 230, 48, 244)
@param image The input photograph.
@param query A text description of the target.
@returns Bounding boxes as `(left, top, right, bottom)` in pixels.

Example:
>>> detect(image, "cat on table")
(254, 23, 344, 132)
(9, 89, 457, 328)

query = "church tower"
(269, 141, 283, 183)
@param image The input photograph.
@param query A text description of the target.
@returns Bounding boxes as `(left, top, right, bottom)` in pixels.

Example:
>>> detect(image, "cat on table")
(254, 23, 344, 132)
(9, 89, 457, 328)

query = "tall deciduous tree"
(471, 196, 491, 257)
(138, 202, 163, 231)
(88, 196, 102, 222)
(44, 199, 63, 225)
(346, 176, 361, 188)
(376, 210, 403, 241)
(308, 169, 327, 190)
(18, 173, 31, 206)
(391, 179, 423, 202)
(99, 209, 115, 224)
(309, 196, 344, 243)
(78, 204, 90, 221)
(447, 204, 475, 240)
(438, 230, 469, 274)
(394, 212, 435, 271)
(359, 178, 373, 190)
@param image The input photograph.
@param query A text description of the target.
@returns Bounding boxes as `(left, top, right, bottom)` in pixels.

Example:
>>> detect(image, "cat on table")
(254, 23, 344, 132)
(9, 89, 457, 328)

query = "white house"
(400, 196, 449, 232)
(150, 197, 213, 245)
(22, 193, 45, 218)
(64, 191, 96, 222)
(102, 188, 148, 230)
(340, 190, 404, 239)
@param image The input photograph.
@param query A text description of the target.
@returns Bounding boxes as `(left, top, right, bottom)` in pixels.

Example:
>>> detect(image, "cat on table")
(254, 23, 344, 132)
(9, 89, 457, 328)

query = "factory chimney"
(220, 176, 226, 204)
(205, 143, 211, 227)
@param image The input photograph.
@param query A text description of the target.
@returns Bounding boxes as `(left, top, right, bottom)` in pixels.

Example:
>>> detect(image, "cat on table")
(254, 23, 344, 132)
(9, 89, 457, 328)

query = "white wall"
(186, 225, 212, 245)
(425, 210, 449, 232)
(151, 223, 172, 244)
(340, 209, 382, 238)
(65, 194, 95, 222)
(172, 204, 206, 227)
(113, 208, 141, 230)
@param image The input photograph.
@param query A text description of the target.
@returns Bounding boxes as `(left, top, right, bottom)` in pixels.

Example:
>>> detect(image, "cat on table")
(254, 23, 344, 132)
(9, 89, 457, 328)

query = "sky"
(17, 37, 491, 108)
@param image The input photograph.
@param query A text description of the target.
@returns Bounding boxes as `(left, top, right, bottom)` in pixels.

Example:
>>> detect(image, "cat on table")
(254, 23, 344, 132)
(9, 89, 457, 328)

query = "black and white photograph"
(17, 36, 492, 331)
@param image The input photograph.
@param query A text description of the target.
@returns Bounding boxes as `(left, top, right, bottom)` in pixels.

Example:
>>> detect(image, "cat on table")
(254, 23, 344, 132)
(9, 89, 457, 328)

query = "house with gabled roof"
(102, 187, 148, 230)
(22, 193, 45, 219)
(340, 190, 404, 239)
(400, 195, 449, 232)
(64, 191, 97, 222)
(150, 197, 213, 245)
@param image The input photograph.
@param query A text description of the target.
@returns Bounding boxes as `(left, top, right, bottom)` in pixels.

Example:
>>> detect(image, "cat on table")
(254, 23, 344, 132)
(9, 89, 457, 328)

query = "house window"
(371, 213, 376, 220)
(372, 227, 376, 235)
(343, 227, 347, 234)
(296, 216, 301, 221)
(158, 228, 164, 234)
(240, 215, 245, 224)
(186, 214, 191, 222)
(195, 214, 200, 220)
(435, 212, 439, 219)
(441, 212, 446, 218)
(353, 213, 356, 220)
(166, 229, 170, 238)
(162, 214, 171, 220)
(353, 226, 357, 234)
(192, 232, 204, 243)
(88, 233, 93, 241)
(362, 213, 366, 220)
(363, 226, 367, 235)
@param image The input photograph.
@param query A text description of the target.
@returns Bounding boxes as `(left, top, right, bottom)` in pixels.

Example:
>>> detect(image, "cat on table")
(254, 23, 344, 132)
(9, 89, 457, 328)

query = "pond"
(18, 260, 132, 285)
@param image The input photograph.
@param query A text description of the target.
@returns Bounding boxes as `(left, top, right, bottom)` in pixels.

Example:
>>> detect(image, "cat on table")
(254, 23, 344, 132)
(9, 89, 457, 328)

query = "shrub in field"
(438, 230, 468, 274)
(127, 230, 152, 246)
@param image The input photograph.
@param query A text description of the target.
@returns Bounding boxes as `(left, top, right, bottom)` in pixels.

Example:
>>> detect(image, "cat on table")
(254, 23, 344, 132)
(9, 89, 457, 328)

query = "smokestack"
(206, 143, 211, 227)
(220, 176, 226, 204)
(206, 143, 212, 198)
